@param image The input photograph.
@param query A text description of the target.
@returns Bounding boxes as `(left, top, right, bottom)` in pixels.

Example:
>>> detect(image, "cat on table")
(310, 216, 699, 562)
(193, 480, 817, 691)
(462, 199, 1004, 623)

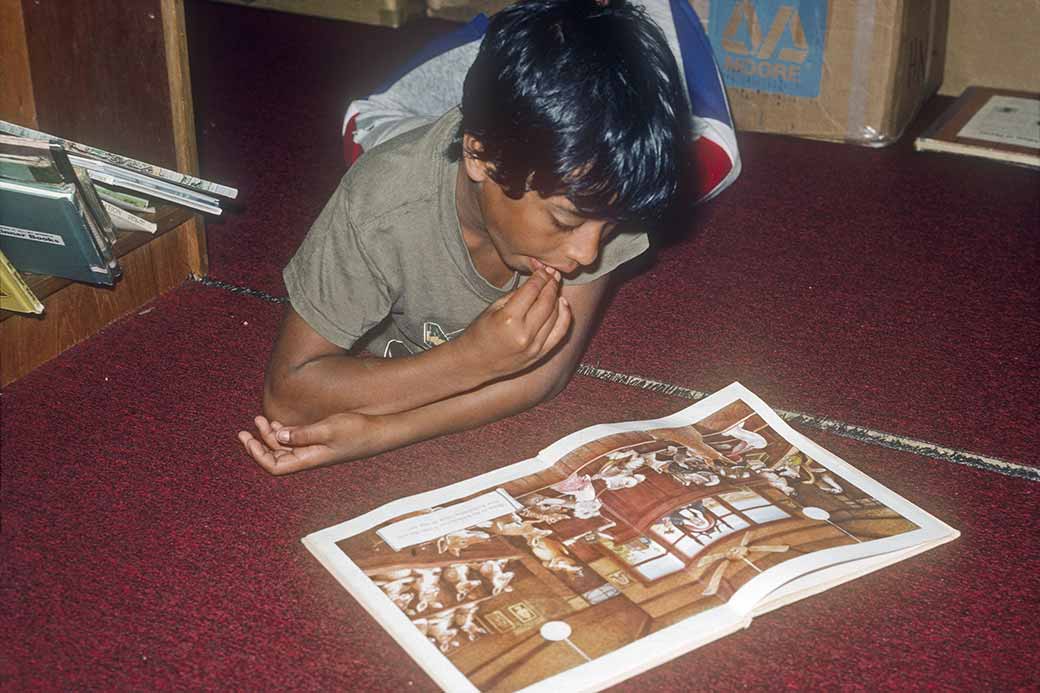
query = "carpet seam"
(191, 273, 288, 304)
(189, 275, 1038, 483)
(575, 364, 1039, 483)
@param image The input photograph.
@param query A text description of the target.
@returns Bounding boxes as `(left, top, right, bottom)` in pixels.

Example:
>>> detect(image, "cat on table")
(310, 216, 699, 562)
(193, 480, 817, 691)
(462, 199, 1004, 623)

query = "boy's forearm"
(347, 276, 607, 458)
(265, 337, 492, 424)
(359, 362, 567, 456)
(266, 269, 572, 426)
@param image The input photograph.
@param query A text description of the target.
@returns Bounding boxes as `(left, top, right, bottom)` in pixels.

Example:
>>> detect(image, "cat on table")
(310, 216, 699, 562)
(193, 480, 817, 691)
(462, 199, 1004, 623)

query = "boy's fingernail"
(277, 430, 290, 443)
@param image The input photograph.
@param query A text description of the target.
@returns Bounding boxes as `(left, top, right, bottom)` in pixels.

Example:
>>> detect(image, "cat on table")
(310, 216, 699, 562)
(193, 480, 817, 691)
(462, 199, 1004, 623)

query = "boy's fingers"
(275, 421, 328, 448)
(502, 268, 553, 315)
(543, 297, 573, 351)
(523, 268, 563, 330)
(240, 431, 318, 476)
(529, 293, 562, 353)
(241, 433, 279, 470)
(536, 297, 572, 356)
(256, 416, 288, 451)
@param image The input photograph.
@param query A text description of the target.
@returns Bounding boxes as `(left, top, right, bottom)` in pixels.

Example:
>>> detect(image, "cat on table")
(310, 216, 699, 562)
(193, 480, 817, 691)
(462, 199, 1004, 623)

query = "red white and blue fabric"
(342, 0, 740, 203)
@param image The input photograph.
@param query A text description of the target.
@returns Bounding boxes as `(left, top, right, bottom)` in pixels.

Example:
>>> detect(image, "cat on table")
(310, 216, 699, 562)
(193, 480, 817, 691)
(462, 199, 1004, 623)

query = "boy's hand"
(237, 414, 382, 475)
(457, 266, 572, 380)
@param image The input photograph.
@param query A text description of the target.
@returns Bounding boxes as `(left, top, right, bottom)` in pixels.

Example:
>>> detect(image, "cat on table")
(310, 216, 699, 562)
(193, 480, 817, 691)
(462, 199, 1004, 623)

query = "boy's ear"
(462, 134, 492, 183)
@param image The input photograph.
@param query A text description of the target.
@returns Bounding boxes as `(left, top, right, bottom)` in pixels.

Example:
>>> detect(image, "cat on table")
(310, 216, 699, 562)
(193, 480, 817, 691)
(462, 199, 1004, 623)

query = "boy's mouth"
(525, 256, 579, 276)
(529, 257, 577, 275)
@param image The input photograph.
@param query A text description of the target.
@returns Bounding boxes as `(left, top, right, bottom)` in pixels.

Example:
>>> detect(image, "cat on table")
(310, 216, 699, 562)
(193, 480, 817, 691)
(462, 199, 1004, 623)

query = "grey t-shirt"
(284, 108, 649, 357)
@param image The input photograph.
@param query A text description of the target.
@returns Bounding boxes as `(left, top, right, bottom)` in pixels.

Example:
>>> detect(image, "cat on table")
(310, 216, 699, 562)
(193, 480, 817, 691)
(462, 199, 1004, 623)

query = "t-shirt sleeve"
(283, 178, 395, 349)
(566, 227, 649, 285)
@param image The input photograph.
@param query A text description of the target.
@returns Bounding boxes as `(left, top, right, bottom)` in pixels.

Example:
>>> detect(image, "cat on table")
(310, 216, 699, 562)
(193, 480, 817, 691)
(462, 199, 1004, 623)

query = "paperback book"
(0, 120, 238, 216)
(914, 86, 1040, 168)
(0, 135, 120, 282)
(0, 248, 43, 314)
(102, 200, 157, 233)
(303, 383, 959, 692)
(0, 120, 238, 200)
(0, 177, 117, 286)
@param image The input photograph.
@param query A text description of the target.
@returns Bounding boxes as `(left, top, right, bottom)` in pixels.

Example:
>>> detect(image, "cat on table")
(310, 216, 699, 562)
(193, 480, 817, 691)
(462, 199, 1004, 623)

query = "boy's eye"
(551, 216, 580, 232)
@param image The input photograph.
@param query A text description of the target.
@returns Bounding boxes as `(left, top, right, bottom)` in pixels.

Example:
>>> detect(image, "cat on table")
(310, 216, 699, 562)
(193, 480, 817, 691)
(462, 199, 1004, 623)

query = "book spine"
(85, 169, 222, 216)
(48, 145, 121, 276)
(73, 166, 119, 246)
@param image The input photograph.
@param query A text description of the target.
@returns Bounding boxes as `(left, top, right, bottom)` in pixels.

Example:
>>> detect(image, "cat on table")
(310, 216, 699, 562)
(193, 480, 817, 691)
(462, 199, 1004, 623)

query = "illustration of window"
(642, 489, 792, 579)
(719, 489, 790, 525)
(584, 583, 622, 604)
(597, 535, 686, 581)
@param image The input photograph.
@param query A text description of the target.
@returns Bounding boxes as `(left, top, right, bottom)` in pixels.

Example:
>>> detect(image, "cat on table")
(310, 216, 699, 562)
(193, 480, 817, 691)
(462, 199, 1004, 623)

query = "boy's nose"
(566, 223, 604, 267)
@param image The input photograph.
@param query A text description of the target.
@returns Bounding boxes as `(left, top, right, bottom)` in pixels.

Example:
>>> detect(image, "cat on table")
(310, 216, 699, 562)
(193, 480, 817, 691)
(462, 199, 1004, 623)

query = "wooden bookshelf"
(0, 0, 206, 386)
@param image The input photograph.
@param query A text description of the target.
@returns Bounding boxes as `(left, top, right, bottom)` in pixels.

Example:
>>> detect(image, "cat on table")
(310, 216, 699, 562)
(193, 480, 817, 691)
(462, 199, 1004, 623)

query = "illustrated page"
(305, 384, 956, 692)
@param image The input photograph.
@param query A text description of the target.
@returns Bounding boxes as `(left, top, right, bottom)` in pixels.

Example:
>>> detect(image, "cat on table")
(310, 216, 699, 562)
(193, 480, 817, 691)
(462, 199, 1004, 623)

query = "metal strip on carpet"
(191, 274, 287, 304)
(576, 365, 1039, 483)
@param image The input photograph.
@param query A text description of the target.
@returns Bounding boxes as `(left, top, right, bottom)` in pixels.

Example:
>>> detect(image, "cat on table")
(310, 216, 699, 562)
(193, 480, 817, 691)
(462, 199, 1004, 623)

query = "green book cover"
(1, 134, 119, 266)
(0, 178, 116, 286)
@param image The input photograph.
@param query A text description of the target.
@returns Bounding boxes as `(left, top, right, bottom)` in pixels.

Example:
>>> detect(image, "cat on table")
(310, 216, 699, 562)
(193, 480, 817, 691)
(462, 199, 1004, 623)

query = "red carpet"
(2, 0, 1038, 689)
(2, 292, 1038, 688)
(585, 98, 1040, 469)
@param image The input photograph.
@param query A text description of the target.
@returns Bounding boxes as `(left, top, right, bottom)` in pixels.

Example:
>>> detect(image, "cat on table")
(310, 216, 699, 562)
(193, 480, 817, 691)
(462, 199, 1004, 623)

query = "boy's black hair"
(449, 0, 689, 225)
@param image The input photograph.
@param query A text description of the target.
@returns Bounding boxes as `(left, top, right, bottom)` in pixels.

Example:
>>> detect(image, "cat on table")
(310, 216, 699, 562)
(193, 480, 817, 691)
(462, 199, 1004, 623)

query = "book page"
(956, 95, 1040, 149)
(303, 383, 957, 692)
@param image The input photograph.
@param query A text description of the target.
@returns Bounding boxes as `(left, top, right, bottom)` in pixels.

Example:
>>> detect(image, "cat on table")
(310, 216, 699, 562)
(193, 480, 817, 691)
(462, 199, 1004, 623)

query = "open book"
(914, 86, 1040, 168)
(303, 383, 958, 692)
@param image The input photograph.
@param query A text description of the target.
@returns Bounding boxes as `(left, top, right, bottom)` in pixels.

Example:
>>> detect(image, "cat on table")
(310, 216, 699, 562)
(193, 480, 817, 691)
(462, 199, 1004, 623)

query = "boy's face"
(480, 184, 616, 276)
(463, 140, 616, 276)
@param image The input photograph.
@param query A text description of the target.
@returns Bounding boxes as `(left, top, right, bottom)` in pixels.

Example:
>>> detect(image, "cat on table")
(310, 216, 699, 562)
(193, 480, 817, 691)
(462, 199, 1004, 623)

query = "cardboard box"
(211, 0, 427, 29)
(940, 0, 1040, 96)
(695, 0, 949, 145)
(425, 0, 510, 22)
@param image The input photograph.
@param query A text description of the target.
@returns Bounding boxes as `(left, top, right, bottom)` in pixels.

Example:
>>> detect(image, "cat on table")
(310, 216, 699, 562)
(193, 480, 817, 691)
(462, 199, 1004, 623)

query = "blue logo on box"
(707, 0, 828, 98)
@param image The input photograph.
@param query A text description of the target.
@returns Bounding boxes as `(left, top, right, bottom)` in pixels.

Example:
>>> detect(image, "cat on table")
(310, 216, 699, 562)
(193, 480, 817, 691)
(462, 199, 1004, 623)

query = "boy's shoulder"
(340, 109, 461, 230)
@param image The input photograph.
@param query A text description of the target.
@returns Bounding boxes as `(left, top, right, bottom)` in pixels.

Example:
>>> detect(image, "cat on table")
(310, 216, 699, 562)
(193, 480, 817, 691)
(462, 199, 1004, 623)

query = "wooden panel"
(160, 0, 208, 275)
(2, 0, 208, 385)
(20, 0, 178, 169)
(0, 0, 37, 126)
(0, 218, 205, 386)
(210, 0, 426, 28)
(161, 0, 200, 176)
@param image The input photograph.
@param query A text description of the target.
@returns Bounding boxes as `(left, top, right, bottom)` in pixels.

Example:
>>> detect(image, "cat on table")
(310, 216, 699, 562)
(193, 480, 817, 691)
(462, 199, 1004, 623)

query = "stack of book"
(0, 121, 237, 314)
(914, 87, 1040, 168)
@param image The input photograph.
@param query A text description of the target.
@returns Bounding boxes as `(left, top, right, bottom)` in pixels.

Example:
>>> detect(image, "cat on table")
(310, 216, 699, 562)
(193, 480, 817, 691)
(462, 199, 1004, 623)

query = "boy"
(238, 0, 690, 474)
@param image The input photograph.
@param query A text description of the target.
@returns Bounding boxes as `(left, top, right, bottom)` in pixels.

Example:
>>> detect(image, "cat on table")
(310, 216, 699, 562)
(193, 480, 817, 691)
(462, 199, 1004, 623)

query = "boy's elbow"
(262, 373, 306, 425)
(533, 363, 575, 405)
